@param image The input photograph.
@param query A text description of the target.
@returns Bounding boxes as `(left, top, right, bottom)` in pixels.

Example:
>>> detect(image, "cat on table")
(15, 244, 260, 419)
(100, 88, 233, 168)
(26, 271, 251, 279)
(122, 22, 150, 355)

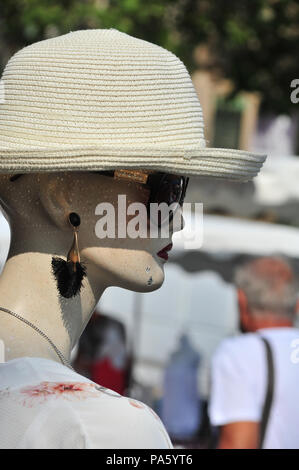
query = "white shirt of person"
(209, 327, 299, 449)
(0, 357, 172, 449)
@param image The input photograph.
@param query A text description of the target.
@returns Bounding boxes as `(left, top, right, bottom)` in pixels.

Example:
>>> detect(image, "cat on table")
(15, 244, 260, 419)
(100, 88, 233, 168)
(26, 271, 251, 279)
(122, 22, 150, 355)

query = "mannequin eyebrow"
(9, 172, 113, 182)
(10, 174, 24, 182)
(9, 172, 114, 183)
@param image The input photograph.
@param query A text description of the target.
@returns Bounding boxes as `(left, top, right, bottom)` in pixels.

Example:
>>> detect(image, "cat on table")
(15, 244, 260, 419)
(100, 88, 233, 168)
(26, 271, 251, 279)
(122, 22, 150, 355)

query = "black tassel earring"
(51, 212, 87, 298)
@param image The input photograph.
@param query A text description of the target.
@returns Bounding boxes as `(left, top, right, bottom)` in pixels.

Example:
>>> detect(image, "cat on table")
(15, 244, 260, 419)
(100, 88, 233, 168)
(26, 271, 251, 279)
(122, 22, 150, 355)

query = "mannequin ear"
(39, 174, 72, 229)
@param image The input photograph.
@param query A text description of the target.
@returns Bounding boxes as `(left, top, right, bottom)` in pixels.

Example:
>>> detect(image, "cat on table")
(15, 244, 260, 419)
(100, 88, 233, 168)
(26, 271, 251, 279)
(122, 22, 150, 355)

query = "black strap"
(259, 336, 275, 449)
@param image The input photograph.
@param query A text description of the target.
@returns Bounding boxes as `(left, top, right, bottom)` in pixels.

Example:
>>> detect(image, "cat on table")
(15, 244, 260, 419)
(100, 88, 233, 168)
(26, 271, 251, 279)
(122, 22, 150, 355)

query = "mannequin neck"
(0, 248, 106, 365)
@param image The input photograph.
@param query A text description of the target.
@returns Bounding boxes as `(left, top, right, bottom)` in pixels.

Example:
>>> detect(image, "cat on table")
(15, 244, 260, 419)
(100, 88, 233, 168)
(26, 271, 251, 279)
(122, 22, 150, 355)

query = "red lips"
(157, 243, 173, 261)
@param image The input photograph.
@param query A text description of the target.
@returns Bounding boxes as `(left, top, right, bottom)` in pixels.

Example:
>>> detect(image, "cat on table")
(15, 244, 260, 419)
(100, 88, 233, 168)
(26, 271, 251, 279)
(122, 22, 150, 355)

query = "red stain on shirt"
(19, 381, 101, 406)
(22, 382, 86, 396)
(128, 398, 145, 409)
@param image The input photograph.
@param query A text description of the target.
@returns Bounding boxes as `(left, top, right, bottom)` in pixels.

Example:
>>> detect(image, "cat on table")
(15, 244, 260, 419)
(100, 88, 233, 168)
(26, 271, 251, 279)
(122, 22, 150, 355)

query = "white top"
(209, 327, 299, 449)
(0, 357, 172, 449)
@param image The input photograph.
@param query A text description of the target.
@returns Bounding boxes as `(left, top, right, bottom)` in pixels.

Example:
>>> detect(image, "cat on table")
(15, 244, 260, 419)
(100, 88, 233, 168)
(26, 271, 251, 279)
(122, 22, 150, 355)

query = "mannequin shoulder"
(11, 381, 172, 449)
(0, 359, 172, 449)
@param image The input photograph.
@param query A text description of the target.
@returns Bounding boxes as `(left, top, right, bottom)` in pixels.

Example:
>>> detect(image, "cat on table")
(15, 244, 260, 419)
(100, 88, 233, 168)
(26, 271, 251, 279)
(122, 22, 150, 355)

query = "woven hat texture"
(0, 28, 266, 180)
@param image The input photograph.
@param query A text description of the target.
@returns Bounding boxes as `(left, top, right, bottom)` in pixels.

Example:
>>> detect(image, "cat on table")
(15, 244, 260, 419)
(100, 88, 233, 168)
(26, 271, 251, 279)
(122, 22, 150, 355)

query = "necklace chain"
(0, 306, 74, 370)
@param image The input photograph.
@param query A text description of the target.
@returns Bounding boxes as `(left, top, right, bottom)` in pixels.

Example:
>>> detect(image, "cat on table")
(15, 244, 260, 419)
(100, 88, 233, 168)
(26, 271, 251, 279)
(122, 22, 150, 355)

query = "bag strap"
(259, 336, 275, 449)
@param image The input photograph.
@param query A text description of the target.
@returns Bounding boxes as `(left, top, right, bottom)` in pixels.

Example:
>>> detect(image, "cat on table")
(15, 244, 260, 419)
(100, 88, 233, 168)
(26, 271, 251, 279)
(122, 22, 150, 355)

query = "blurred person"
(209, 256, 299, 449)
(74, 312, 132, 395)
(161, 334, 201, 445)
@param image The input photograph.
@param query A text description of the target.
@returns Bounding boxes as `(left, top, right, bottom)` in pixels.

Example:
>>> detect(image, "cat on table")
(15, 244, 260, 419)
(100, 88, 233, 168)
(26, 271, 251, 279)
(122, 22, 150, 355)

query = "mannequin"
(0, 28, 266, 450)
(0, 171, 181, 363)
(0, 170, 181, 449)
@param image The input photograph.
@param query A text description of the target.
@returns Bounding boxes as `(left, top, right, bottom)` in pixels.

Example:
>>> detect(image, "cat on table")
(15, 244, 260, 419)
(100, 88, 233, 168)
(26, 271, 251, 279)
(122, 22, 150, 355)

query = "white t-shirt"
(209, 327, 299, 449)
(0, 356, 173, 449)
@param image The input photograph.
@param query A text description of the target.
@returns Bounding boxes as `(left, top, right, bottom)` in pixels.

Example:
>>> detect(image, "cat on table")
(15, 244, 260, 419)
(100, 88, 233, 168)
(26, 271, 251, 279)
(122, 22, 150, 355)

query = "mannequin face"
(37, 171, 184, 293)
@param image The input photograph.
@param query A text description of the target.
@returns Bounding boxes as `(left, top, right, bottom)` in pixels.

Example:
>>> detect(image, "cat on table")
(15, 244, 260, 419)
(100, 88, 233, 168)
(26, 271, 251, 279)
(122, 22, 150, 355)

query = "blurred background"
(1, 0, 299, 448)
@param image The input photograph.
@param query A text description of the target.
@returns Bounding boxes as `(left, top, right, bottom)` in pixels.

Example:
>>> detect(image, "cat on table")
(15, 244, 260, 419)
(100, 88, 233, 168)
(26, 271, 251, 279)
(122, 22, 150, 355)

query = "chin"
(123, 265, 165, 293)
(118, 256, 166, 293)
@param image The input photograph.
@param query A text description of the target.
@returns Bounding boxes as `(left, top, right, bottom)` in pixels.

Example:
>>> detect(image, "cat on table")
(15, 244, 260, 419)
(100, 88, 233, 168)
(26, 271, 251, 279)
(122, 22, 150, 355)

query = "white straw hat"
(0, 28, 266, 180)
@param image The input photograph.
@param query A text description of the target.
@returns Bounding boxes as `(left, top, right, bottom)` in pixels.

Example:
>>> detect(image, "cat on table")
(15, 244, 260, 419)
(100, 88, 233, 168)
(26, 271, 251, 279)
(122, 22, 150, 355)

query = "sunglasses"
(10, 170, 189, 228)
(95, 169, 189, 228)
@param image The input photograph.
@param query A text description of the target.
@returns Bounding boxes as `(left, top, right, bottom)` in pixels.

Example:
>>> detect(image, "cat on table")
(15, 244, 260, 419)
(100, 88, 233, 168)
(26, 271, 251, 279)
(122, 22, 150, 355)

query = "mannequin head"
(0, 171, 184, 296)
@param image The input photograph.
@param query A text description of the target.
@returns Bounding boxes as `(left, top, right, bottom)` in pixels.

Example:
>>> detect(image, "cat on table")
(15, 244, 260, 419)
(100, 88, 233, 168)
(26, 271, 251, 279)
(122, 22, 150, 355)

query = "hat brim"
(0, 145, 266, 181)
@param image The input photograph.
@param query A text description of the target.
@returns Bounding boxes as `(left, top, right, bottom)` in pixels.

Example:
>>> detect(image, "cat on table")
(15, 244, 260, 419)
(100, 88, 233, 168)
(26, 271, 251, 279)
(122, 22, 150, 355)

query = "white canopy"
(173, 212, 299, 258)
(255, 154, 299, 205)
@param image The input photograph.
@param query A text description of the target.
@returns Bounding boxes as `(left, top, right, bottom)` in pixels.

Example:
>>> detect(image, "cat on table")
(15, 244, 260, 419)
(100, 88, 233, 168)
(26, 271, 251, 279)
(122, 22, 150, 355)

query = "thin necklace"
(0, 306, 74, 370)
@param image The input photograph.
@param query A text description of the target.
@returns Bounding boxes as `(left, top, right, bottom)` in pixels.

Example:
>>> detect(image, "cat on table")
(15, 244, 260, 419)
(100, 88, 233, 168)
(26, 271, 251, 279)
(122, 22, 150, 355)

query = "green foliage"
(0, 0, 172, 48)
(175, 0, 299, 113)
(0, 0, 298, 113)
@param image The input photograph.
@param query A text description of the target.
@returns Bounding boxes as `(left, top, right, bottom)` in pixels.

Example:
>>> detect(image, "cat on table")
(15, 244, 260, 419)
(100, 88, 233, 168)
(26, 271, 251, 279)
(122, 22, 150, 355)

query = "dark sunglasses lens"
(158, 174, 183, 205)
(148, 174, 186, 226)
